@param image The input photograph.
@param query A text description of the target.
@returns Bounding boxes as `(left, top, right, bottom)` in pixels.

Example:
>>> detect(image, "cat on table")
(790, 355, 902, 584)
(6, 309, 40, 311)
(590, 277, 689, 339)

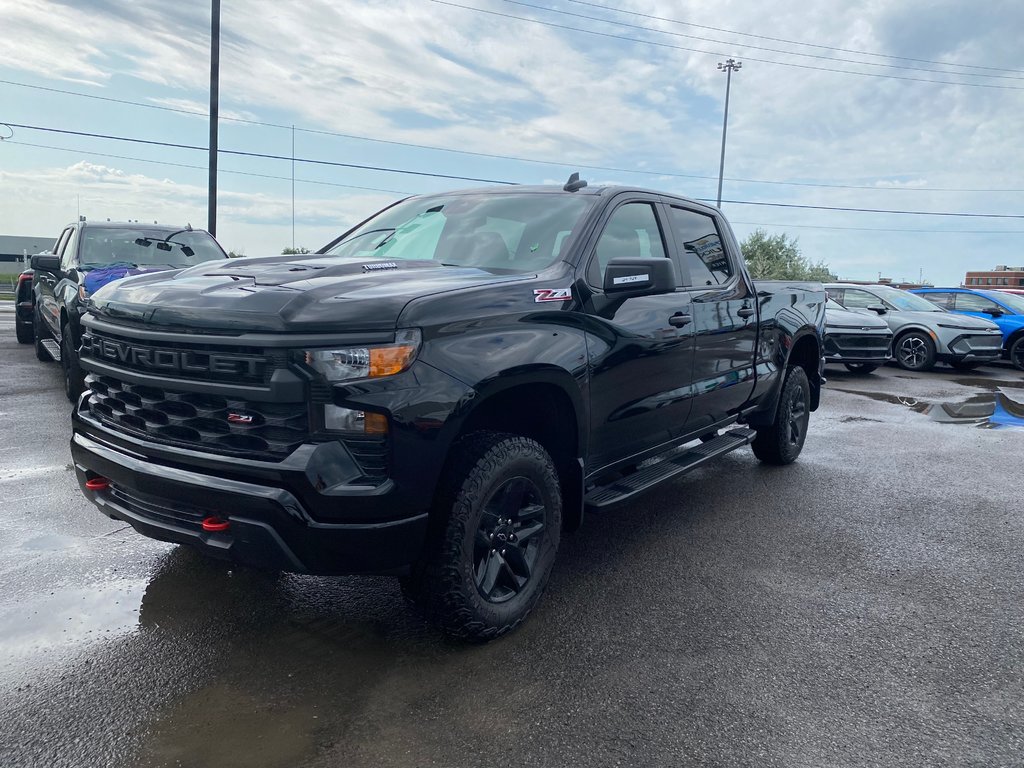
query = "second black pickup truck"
(71, 178, 826, 641)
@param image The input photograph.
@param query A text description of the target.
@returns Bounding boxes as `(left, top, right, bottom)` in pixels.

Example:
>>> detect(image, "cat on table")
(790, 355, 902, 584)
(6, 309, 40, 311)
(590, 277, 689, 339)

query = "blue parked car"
(911, 287, 1024, 370)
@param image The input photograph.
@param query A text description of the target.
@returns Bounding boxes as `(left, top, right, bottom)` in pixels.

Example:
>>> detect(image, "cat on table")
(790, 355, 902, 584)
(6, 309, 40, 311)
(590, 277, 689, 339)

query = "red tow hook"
(85, 477, 111, 491)
(202, 516, 231, 533)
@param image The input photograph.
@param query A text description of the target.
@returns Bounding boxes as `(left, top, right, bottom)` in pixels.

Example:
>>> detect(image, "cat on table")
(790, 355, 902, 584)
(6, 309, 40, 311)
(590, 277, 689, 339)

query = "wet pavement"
(1, 303, 1022, 767)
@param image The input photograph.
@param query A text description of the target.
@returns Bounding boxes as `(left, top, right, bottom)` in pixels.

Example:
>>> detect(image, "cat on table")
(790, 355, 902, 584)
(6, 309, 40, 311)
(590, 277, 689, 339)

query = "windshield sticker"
(612, 274, 649, 285)
(534, 287, 572, 303)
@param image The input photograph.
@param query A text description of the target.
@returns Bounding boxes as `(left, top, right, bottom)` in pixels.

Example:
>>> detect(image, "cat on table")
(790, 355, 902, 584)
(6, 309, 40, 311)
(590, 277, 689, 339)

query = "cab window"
(60, 227, 79, 271)
(840, 289, 880, 309)
(667, 207, 733, 287)
(589, 202, 669, 286)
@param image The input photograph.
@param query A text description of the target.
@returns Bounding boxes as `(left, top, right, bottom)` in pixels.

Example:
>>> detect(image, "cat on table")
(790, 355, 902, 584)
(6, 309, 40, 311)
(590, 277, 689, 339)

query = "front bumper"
(937, 331, 1003, 363)
(823, 330, 892, 365)
(71, 410, 431, 576)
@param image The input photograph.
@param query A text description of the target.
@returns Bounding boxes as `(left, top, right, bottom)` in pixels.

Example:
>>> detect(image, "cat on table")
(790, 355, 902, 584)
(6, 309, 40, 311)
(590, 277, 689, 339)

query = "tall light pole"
(716, 58, 741, 209)
(208, 0, 221, 236)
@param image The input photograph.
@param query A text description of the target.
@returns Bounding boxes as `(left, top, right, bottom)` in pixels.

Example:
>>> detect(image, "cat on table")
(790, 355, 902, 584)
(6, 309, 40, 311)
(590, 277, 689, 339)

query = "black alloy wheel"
(894, 332, 936, 372)
(1011, 337, 1024, 371)
(473, 477, 547, 603)
(751, 365, 810, 465)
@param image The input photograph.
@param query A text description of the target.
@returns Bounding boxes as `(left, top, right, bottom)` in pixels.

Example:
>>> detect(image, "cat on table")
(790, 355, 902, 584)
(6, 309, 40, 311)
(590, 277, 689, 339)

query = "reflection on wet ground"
(833, 386, 1024, 429)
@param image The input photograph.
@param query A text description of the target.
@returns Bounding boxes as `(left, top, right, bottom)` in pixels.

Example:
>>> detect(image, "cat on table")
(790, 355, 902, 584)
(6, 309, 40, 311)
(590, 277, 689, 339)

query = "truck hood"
(88, 255, 531, 333)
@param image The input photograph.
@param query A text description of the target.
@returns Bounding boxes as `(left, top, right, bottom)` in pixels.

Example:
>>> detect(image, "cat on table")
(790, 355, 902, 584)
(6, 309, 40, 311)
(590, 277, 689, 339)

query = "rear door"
(582, 197, 696, 471)
(664, 204, 757, 433)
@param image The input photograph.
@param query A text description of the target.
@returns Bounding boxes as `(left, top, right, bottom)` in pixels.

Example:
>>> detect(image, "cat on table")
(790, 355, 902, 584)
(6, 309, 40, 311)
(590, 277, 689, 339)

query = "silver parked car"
(824, 283, 1003, 372)
(824, 298, 892, 373)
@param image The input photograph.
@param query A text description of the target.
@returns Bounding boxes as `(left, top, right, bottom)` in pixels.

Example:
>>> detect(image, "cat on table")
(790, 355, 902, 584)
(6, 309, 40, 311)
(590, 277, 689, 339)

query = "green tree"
(740, 229, 837, 281)
(282, 247, 311, 255)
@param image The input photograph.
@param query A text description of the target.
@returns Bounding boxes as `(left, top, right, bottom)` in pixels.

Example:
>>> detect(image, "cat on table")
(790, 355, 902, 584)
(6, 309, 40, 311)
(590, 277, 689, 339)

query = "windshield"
(870, 285, 945, 312)
(984, 291, 1024, 314)
(79, 228, 227, 269)
(323, 193, 595, 273)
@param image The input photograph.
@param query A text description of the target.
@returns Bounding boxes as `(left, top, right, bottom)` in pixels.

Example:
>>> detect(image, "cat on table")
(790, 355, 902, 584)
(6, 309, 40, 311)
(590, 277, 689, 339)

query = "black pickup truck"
(71, 179, 826, 641)
(30, 220, 227, 401)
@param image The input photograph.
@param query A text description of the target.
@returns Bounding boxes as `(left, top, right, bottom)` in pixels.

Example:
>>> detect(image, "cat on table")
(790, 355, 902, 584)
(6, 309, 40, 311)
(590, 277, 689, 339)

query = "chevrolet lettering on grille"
(81, 334, 261, 377)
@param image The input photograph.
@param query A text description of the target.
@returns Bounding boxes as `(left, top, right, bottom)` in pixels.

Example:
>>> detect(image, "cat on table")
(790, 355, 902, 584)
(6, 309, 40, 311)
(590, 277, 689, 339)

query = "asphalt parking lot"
(1, 303, 1022, 768)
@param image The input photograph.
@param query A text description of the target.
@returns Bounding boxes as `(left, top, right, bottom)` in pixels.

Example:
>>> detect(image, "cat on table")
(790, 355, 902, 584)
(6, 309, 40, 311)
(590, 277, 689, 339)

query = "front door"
(583, 200, 696, 471)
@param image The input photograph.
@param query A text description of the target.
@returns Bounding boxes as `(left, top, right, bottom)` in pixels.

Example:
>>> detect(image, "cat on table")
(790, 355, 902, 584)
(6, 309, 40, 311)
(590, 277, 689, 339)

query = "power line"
(3, 78, 1020, 193)
(430, 0, 1024, 90)
(0, 139, 410, 194)
(4, 120, 1022, 219)
(731, 220, 1024, 234)
(562, 0, 1024, 75)
(0, 122, 516, 185)
(502, 0, 1024, 81)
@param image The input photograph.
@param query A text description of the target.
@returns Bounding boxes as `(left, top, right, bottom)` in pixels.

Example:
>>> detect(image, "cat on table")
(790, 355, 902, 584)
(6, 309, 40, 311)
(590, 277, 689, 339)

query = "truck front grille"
(87, 373, 309, 459)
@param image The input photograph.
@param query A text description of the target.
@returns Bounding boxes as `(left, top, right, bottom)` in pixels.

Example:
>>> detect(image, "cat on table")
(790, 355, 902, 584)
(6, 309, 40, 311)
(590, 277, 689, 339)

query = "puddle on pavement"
(0, 577, 147, 684)
(835, 386, 1024, 429)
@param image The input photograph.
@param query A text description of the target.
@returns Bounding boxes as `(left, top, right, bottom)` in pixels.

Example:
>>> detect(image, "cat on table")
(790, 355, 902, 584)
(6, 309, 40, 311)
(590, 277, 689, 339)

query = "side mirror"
(986, 308, 1004, 317)
(602, 257, 677, 297)
(31, 253, 62, 273)
(866, 304, 888, 314)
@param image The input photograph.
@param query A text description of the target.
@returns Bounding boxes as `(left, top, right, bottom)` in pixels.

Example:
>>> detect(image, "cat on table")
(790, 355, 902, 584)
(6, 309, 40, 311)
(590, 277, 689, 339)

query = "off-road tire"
(62, 323, 85, 403)
(33, 308, 51, 362)
(402, 431, 561, 642)
(843, 363, 878, 374)
(751, 365, 810, 466)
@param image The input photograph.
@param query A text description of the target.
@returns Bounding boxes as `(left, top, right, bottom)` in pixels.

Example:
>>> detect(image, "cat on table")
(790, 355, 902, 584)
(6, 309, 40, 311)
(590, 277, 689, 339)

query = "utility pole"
(208, 0, 221, 236)
(716, 58, 742, 209)
(291, 125, 296, 250)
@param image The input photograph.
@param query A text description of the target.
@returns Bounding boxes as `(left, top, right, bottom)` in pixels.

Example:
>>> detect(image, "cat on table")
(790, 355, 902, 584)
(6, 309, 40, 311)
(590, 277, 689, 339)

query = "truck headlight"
(301, 329, 421, 382)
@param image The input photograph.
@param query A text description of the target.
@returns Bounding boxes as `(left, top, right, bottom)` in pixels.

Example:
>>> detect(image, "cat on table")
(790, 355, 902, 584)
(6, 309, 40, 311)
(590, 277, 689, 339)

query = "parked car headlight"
(300, 328, 421, 382)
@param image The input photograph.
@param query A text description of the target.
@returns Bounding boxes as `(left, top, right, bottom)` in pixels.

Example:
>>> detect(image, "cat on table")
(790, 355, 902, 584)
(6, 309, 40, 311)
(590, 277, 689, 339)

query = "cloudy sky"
(1, 0, 1022, 285)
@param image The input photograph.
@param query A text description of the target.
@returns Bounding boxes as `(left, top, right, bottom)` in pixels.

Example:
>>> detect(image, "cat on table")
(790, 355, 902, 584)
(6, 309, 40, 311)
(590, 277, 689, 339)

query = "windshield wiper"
(336, 228, 396, 247)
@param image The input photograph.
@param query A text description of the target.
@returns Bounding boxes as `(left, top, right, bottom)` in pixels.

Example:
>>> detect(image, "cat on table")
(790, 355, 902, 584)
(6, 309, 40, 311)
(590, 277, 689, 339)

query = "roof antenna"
(563, 172, 588, 192)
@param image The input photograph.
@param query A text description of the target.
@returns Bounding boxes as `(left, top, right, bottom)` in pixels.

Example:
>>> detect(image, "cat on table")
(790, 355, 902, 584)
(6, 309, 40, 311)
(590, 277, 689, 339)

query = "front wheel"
(1009, 337, 1024, 371)
(403, 432, 561, 642)
(33, 308, 51, 362)
(894, 331, 936, 372)
(843, 363, 878, 374)
(62, 323, 85, 403)
(751, 365, 810, 466)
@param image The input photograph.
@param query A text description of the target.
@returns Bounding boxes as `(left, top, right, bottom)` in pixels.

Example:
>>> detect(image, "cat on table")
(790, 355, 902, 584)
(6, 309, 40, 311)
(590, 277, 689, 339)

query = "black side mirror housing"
(31, 253, 62, 273)
(866, 304, 888, 314)
(602, 257, 677, 296)
(986, 308, 1004, 317)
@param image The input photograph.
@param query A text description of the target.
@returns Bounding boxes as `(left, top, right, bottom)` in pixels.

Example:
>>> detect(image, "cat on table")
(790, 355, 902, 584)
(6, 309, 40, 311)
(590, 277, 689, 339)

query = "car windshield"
(870, 285, 944, 311)
(322, 193, 595, 273)
(79, 228, 227, 269)
(984, 291, 1024, 314)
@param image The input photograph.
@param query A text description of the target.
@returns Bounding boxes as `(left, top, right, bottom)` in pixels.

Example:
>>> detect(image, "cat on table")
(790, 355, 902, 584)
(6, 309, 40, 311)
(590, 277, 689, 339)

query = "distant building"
(964, 265, 1024, 288)
(0, 234, 54, 274)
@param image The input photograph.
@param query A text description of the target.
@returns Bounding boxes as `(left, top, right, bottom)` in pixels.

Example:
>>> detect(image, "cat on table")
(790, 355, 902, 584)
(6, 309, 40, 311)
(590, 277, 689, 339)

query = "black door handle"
(669, 313, 692, 328)
(737, 306, 755, 318)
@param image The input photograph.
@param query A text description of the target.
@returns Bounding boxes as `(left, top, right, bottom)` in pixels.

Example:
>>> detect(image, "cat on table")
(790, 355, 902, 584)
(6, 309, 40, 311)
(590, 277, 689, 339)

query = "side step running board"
(584, 427, 757, 510)
(41, 338, 62, 362)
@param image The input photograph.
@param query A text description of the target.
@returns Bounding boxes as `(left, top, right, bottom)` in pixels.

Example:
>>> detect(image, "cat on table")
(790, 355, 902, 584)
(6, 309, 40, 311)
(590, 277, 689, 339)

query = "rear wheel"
(843, 363, 878, 374)
(894, 331, 936, 372)
(402, 431, 561, 642)
(751, 365, 810, 466)
(33, 308, 51, 362)
(1010, 337, 1024, 371)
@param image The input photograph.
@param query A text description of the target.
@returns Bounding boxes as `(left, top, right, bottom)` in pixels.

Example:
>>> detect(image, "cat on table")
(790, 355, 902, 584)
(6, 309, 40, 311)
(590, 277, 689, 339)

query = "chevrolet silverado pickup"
(71, 178, 826, 641)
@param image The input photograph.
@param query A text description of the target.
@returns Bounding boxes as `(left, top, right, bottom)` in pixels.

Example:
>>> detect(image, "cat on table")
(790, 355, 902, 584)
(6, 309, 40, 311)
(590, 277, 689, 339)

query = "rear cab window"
(666, 206, 733, 287)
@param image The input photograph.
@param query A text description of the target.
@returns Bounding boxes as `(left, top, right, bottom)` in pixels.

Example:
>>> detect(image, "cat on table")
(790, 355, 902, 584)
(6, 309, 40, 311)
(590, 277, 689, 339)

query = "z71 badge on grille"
(534, 287, 572, 303)
(227, 413, 255, 424)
